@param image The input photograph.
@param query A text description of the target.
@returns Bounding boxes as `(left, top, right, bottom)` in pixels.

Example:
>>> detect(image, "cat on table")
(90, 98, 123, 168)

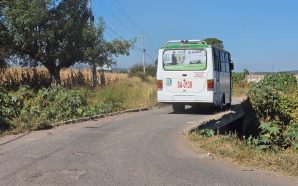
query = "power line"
(106, 26, 125, 40)
(110, 0, 143, 33)
(92, 3, 157, 68)
(94, 1, 137, 36)
(92, 13, 127, 40)
(145, 52, 156, 63)
(146, 36, 157, 55)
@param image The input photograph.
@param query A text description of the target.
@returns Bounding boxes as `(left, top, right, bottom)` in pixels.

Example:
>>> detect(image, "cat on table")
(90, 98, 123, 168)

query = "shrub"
(17, 87, 87, 130)
(248, 85, 280, 121)
(1, 77, 157, 133)
(278, 94, 298, 123)
(129, 63, 156, 81)
(198, 129, 215, 137)
(232, 69, 251, 96)
(247, 72, 298, 151)
(83, 103, 115, 116)
(0, 87, 20, 121)
(260, 72, 297, 91)
(248, 72, 297, 122)
(232, 69, 249, 85)
(286, 123, 298, 151)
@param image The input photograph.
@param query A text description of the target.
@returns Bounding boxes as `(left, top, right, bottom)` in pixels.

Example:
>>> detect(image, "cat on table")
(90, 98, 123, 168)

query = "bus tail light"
(157, 80, 163, 91)
(207, 79, 214, 91)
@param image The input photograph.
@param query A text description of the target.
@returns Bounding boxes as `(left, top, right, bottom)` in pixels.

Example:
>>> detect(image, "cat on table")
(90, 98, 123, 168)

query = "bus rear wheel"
(226, 103, 231, 110)
(172, 104, 185, 113)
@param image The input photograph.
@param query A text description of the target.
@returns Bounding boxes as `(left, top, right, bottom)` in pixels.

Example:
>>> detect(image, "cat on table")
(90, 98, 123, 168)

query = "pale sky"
(93, 0, 298, 72)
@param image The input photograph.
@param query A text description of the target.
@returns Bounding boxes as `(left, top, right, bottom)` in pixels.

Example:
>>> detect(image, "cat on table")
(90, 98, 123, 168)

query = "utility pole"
(89, 0, 97, 88)
(141, 33, 146, 74)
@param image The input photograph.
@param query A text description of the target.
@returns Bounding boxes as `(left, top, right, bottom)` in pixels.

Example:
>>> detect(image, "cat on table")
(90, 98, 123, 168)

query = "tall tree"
(203, 38, 224, 49)
(0, 0, 11, 68)
(3, 0, 90, 85)
(83, 18, 135, 86)
(3, 0, 134, 86)
(1, 0, 33, 68)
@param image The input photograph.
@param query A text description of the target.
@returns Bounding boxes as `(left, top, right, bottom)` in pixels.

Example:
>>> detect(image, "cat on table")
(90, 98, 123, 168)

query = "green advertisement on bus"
(163, 49, 207, 71)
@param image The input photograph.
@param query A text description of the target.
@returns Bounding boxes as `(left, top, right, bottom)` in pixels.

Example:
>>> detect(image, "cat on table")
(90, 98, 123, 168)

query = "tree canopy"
(3, 0, 91, 85)
(84, 18, 135, 69)
(203, 38, 224, 49)
(0, 0, 12, 68)
(2, 0, 134, 85)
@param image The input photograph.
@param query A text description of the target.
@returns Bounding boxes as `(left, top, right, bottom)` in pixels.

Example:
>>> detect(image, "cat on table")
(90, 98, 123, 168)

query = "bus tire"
(226, 103, 231, 110)
(172, 104, 185, 113)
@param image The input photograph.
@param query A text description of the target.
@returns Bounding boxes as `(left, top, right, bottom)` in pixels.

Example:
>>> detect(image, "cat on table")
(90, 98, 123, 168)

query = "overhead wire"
(110, 0, 143, 33)
(93, 1, 158, 65)
(92, 12, 127, 40)
(94, 1, 138, 36)
(145, 53, 156, 63)
(109, 0, 153, 57)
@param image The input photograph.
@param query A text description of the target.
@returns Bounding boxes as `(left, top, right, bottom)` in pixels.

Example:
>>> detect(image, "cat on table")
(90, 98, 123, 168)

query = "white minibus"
(156, 40, 234, 112)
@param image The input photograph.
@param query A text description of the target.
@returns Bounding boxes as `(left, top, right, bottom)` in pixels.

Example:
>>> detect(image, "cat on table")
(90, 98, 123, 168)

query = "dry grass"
(232, 83, 251, 97)
(80, 76, 158, 110)
(0, 76, 158, 136)
(188, 133, 298, 176)
(0, 67, 128, 89)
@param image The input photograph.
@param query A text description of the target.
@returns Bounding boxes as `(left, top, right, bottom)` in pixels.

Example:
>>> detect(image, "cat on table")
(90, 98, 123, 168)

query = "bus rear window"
(163, 49, 207, 71)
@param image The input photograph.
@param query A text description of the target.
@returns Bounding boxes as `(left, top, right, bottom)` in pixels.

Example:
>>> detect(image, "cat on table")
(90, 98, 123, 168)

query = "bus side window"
(220, 51, 226, 72)
(213, 49, 221, 71)
(227, 53, 233, 71)
(213, 49, 218, 71)
(225, 53, 229, 72)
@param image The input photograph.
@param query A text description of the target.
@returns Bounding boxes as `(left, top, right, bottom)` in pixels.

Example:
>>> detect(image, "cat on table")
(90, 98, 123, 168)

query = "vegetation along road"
(0, 106, 297, 186)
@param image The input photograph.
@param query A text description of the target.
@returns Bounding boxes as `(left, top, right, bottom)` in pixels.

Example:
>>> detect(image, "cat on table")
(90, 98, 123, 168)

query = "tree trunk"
(48, 67, 61, 87)
(91, 63, 97, 88)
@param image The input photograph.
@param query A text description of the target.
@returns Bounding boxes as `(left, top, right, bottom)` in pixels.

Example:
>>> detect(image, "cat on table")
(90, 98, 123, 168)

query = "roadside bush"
(198, 129, 215, 137)
(247, 72, 298, 151)
(248, 85, 280, 121)
(247, 121, 288, 151)
(286, 123, 298, 151)
(16, 87, 87, 130)
(82, 103, 115, 116)
(259, 72, 297, 91)
(278, 94, 298, 123)
(232, 69, 251, 96)
(14, 85, 36, 100)
(1, 77, 157, 133)
(129, 63, 156, 81)
(248, 72, 297, 122)
(0, 87, 20, 124)
(232, 69, 249, 85)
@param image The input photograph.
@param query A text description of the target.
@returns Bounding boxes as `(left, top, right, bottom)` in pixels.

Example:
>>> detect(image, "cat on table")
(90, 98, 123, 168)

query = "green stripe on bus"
(161, 44, 210, 49)
(164, 63, 207, 71)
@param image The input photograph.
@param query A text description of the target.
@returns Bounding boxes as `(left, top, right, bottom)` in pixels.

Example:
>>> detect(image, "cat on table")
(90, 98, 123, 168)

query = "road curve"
(0, 107, 297, 186)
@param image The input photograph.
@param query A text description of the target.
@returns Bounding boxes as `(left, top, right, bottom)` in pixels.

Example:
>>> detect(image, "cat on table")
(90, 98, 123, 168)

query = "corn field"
(0, 67, 128, 89)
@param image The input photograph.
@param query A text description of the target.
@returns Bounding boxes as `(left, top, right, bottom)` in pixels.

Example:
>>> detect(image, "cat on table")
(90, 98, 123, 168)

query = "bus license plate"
(178, 80, 192, 88)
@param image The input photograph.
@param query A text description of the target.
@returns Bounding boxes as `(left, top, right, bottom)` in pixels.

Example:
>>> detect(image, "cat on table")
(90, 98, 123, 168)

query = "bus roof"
(161, 43, 210, 49)
(160, 40, 211, 49)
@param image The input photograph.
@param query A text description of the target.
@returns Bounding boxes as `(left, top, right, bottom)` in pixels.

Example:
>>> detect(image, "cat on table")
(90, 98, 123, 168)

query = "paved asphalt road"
(0, 107, 297, 186)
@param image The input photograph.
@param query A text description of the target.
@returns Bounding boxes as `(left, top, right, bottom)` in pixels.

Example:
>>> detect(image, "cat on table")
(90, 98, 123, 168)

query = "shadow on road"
(168, 106, 218, 115)
(168, 103, 243, 115)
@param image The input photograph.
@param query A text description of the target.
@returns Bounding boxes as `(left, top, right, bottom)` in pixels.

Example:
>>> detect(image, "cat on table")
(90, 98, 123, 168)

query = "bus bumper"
(157, 92, 214, 103)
